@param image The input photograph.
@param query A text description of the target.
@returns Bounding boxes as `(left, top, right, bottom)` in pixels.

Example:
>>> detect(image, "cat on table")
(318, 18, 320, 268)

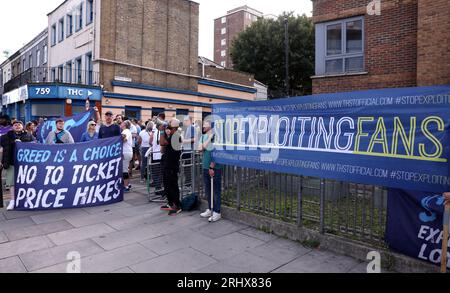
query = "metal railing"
(145, 150, 388, 247)
(4, 66, 100, 93)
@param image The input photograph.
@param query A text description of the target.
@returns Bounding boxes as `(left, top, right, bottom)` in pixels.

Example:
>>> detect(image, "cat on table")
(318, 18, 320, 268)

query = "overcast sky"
(0, 0, 312, 63)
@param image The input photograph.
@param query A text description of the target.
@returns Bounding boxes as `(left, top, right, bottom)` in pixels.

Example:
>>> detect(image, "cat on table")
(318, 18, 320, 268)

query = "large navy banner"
(386, 189, 449, 268)
(13, 137, 124, 211)
(211, 86, 450, 192)
(36, 110, 94, 143)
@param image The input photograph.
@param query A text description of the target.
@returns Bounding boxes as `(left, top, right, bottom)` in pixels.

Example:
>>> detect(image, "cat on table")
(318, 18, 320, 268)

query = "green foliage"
(231, 13, 315, 98)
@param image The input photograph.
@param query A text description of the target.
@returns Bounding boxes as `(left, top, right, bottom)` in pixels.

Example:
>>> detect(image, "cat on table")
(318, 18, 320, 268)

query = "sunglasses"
(90, 124, 97, 127)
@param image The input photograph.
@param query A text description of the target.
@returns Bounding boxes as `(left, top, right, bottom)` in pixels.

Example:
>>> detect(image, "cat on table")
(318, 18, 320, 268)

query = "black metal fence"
(184, 152, 388, 248)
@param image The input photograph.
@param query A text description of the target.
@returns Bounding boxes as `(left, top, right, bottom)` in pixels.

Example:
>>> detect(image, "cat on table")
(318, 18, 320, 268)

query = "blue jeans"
(203, 169, 222, 213)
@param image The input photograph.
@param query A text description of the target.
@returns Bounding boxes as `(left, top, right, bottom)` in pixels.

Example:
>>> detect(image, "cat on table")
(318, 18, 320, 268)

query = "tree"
(231, 13, 314, 99)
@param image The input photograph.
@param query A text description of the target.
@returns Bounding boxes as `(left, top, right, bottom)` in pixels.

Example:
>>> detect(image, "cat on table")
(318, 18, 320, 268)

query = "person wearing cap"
(160, 119, 183, 216)
(0, 120, 34, 209)
(98, 111, 121, 139)
(81, 120, 99, 142)
(45, 119, 75, 144)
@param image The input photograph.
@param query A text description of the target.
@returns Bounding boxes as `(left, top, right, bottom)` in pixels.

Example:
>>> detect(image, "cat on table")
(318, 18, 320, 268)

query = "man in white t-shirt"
(138, 122, 154, 182)
(121, 120, 133, 192)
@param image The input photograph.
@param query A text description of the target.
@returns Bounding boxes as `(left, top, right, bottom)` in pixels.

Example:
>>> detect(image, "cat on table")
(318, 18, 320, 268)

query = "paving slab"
(33, 244, 157, 273)
(239, 228, 279, 243)
(191, 232, 266, 261)
(0, 256, 27, 273)
(140, 229, 212, 256)
(194, 251, 281, 273)
(81, 201, 135, 215)
(0, 236, 54, 260)
(247, 237, 312, 264)
(64, 211, 127, 228)
(0, 232, 8, 244)
(5, 220, 74, 242)
(190, 219, 249, 239)
(19, 239, 105, 272)
(91, 224, 163, 251)
(0, 217, 37, 233)
(46, 223, 116, 246)
(30, 209, 90, 225)
(130, 247, 217, 273)
(273, 250, 362, 273)
(112, 267, 135, 273)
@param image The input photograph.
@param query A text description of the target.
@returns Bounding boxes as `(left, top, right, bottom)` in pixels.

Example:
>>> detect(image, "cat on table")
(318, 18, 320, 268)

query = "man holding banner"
(45, 119, 75, 144)
(0, 121, 34, 210)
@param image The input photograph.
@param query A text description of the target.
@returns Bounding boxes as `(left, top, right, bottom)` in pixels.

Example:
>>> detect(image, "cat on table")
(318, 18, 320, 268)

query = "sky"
(0, 0, 313, 63)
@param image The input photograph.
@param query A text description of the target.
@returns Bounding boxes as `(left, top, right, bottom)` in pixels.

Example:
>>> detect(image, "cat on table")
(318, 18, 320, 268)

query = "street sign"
(28, 85, 102, 101)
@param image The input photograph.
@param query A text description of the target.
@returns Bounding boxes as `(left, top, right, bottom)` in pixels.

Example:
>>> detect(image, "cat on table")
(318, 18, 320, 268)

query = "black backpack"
(181, 193, 200, 211)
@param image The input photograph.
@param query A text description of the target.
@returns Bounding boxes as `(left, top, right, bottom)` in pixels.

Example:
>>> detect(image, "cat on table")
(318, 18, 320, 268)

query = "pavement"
(0, 179, 378, 273)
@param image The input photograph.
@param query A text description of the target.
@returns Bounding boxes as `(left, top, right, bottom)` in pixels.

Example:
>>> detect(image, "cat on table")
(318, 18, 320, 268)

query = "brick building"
(214, 6, 263, 69)
(312, 0, 450, 94)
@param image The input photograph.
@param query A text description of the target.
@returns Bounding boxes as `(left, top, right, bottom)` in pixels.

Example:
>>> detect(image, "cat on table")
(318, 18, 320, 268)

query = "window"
(315, 17, 364, 75)
(32, 103, 63, 117)
(221, 17, 226, 24)
(29, 54, 33, 70)
(221, 61, 226, 67)
(58, 65, 64, 82)
(76, 4, 83, 31)
(43, 46, 48, 64)
(152, 108, 165, 118)
(66, 62, 72, 83)
(221, 39, 226, 46)
(221, 28, 226, 35)
(36, 50, 40, 67)
(86, 52, 93, 85)
(221, 50, 226, 57)
(23, 58, 26, 71)
(86, 0, 94, 25)
(67, 14, 73, 37)
(125, 106, 141, 120)
(76, 58, 82, 83)
(51, 24, 57, 46)
(58, 18, 65, 42)
(51, 68, 56, 81)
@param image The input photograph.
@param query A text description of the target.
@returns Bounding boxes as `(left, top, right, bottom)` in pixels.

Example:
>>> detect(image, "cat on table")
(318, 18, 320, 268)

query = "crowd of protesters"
(0, 109, 223, 222)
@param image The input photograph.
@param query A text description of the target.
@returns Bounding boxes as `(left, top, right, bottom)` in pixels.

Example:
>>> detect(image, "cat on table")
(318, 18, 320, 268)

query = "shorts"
(123, 152, 133, 173)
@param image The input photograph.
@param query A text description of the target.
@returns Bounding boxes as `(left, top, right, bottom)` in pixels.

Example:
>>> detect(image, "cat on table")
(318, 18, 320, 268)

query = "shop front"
(1, 84, 102, 122)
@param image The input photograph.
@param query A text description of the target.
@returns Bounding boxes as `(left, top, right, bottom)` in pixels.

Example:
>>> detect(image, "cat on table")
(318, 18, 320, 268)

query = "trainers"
(6, 200, 14, 211)
(168, 207, 182, 216)
(124, 187, 131, 193)
(200, 209, 212, 218)
(208, 212, 221, 223)
(160, 205, 171, 211)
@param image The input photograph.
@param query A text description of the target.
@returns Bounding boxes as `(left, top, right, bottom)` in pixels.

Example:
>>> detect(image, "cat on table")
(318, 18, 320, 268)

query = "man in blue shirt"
(98, 109, 121, 139)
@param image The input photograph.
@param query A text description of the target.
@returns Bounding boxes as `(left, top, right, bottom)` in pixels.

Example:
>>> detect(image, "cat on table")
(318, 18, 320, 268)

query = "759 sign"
(34, 87, 52, 95)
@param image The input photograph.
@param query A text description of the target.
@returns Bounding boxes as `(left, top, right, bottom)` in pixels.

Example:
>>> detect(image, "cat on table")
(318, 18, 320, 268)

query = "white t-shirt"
(152, 129, 162, 161)
(139, 130, 152, 148)
(122, 129, 133, 154)
(130, 124, 138, 147)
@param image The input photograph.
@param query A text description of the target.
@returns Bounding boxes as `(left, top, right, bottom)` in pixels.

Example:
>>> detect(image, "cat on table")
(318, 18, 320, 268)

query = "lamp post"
(284, 16, 290, 97)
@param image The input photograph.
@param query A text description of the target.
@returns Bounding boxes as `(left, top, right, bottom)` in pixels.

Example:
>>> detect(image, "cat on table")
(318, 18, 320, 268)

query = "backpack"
(181, 193, 199, 211)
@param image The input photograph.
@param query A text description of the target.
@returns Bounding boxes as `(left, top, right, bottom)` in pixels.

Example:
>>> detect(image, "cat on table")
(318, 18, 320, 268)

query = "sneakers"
(208, 212, 222, 223)
(168, 207, 182, 216)
(200, 209, 212, 218)
(6, 200, 14, 211)
(160, 204, 171, 211)
(124, 187, 131, 193)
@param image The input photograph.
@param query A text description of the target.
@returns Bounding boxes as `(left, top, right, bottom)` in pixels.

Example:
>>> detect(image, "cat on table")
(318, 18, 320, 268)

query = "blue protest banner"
(13, 136, 124, 211)
(36, 110, 94, 143)
(386, 189, 449, 268)
(211, 85, 450, 192)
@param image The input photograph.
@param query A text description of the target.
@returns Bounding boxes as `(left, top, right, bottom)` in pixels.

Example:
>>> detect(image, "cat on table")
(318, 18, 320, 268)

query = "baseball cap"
(105, 111, 114, 116)
(56, 118, 65, 123)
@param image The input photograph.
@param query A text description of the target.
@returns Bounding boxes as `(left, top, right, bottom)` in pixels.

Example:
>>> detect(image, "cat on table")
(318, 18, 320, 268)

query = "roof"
(198, 56, 224, 69)
(215, 5, 264, 21)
